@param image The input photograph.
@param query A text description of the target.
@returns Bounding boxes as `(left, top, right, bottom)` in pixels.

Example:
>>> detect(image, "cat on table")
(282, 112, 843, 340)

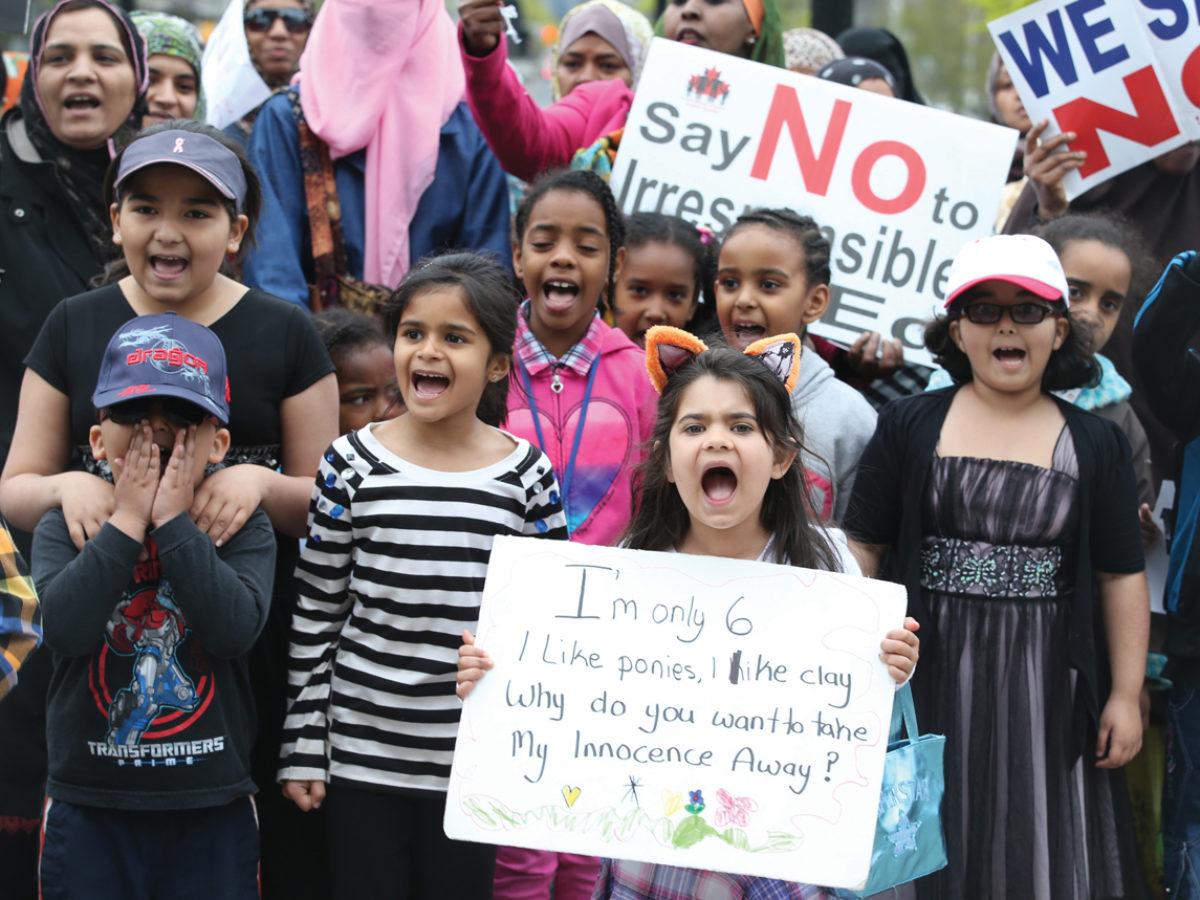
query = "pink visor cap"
(943, 234, 1069, 308)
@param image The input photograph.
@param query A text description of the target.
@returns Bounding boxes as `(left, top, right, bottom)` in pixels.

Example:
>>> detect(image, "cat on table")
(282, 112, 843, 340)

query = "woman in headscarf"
(552, 0, 653, 101)
(0, 3, 145, 895)
(782, 26, 841, 75)
(457, 0, 783, 182)
(131, 10, 206, 127)
(242, 0, 510, 312)
(836, 26, 924, 104)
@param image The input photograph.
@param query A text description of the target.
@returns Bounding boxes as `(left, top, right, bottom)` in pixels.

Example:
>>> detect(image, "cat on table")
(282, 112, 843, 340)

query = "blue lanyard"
(517, 355, 601, 530)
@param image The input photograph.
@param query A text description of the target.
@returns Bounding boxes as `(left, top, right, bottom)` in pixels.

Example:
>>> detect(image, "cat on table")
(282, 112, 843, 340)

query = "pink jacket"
(459, 27, 633, 182)
(507, 323, 657, 547)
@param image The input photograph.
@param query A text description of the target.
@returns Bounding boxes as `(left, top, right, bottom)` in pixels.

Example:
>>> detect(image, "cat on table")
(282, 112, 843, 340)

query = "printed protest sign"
(988, 0, 1192, 201)
(1136, 0, 1200, 136)
(202, 0, 271, 130)
(610, 39, 1016, 366)
(445, 537, 909, 889)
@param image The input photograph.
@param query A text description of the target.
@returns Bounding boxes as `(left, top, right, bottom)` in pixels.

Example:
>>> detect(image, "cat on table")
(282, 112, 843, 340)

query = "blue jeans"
(1166, 680, 1200, 898)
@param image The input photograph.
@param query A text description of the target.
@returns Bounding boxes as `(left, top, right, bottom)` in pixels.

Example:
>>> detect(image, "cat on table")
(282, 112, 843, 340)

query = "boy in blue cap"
(31, 312, 275, 900)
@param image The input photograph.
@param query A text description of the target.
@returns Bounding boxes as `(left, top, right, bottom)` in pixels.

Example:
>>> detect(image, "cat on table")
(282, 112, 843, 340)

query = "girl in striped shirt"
(280, 254, 568, 899)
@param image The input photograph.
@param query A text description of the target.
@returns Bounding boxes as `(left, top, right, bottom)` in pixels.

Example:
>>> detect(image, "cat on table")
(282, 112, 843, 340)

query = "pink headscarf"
(298, 0, 465, 288)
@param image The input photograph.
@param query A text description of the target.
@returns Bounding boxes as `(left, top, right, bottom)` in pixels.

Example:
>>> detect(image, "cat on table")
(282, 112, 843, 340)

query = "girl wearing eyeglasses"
(844, 234, 1150, 899)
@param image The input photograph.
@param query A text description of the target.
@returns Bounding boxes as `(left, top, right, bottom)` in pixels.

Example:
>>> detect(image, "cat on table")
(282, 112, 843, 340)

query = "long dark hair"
(383, 252, 520, 428)
(621, 346, 838, 571)
(514, 169, 626, 315)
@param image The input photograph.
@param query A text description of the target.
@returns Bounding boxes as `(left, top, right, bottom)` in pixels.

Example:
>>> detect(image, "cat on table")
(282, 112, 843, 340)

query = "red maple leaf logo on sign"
(685, 67, 732, 104)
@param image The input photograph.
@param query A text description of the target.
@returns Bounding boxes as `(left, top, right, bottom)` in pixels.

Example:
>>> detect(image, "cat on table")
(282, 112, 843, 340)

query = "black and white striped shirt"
(279, 425, 567, 794)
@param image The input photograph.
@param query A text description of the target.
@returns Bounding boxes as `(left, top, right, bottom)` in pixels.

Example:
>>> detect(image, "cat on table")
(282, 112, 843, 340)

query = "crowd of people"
(0, 0, 1194, 898)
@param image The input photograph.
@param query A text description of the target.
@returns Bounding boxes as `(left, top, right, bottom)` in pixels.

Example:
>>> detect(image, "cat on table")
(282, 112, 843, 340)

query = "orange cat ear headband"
(644, 326, 803, 394)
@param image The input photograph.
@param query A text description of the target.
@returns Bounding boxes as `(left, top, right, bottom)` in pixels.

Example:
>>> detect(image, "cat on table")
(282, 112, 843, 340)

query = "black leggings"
(326, 783, 496, 900)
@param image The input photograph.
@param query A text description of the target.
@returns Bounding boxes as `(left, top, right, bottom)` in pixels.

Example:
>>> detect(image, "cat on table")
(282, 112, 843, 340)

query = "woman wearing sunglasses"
(221, 0, 313, 147)
(845, 234, 1150, 899)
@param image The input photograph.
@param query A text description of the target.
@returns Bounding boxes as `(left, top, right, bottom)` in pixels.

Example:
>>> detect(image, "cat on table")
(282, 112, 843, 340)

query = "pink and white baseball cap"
(943, 234, 1069, 308)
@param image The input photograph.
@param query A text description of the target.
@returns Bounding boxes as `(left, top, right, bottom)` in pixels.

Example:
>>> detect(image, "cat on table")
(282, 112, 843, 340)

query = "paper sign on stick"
(445, 536, 909, 890)
(610, 39, 1016, 367)
(988, 0, 1192, 201)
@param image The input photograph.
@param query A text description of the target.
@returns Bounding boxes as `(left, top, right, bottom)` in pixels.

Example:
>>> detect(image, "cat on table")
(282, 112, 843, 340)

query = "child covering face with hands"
(33, 313, 274, 900)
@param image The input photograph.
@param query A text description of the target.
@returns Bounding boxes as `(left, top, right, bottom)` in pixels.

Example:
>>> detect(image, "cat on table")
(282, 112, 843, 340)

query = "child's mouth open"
(151, 256, 188, 279)
(701, 465, 737, 505)
(542, 280, 580, 313)
(993, 347, 1026, 370)
(412, 372, 449, 400)
(732, 323, 765, 349)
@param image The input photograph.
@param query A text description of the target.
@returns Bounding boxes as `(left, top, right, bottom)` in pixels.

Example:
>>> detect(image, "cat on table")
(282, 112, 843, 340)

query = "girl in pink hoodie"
(502, 170, 658, 896)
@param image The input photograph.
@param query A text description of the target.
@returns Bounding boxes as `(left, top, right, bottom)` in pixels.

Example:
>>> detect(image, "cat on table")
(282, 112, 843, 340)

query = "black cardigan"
(844, 387, 1145, 759)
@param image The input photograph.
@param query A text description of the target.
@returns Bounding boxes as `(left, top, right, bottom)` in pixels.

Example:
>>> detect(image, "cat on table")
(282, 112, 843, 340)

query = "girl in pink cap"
(844, 234, 1150, 898)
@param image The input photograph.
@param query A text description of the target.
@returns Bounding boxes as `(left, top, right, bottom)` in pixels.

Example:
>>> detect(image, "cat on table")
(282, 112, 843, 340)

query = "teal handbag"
(831, 684, 947, 898)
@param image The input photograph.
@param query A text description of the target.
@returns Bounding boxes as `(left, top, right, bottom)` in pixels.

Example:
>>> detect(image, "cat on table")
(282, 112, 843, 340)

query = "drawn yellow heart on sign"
(562, 785, 581, 807)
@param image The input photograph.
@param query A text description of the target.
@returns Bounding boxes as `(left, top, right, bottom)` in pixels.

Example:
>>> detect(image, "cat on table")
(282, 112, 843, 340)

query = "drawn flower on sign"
(714, 788, 758, 828)
(662, 790, 684, 816)
(684, 789, 706, 814)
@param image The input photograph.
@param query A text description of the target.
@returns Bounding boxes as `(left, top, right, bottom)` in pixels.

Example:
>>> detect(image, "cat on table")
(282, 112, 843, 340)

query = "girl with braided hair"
(715, 207, 877, 525)
(501, 168, 659, 899)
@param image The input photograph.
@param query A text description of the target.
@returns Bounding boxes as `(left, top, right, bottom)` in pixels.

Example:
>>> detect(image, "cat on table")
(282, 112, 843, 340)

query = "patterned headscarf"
(552, 0, 653, 101)
(21, 0, 147, 253)
(131, 11, 206, 122)
(782, 27, 841, 74)
(653, 0, 784, 69)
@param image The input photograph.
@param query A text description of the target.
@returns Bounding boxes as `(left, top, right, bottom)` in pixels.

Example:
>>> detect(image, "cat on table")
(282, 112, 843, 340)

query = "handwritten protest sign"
(610, 39, 1016, 366)
(445, 537, 909, 889)
(988, 0, 1193, 201)
(202, 0, 271, 130)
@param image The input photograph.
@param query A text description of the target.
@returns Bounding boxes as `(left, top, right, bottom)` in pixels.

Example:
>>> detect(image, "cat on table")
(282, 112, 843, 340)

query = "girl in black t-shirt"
(0, 121, 338, 900)
(1, 120, 336, 551)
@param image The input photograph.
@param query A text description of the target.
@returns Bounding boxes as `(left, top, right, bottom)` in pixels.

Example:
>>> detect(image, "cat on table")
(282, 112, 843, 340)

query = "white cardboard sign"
(445, 536, 908, 889)
(610, 38, 1017, 366)
(988, 0, 1193, 201)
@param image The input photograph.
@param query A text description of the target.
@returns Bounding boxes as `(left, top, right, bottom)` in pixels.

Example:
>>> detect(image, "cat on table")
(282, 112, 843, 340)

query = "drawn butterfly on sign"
(714, 788, 759, 828)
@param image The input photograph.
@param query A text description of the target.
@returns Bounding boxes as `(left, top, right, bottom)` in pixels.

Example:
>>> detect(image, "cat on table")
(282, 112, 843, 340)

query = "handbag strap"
(894, 682, 920, 741)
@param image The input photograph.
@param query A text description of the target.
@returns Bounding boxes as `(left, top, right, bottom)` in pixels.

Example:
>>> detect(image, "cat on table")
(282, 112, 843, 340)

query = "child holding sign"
(846, 235, 1150, 898)
(458, 329, 921, 898)
(500, 167, 658, 900)
(715, 208, 877, 524)
(279, 254, 568, 898)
